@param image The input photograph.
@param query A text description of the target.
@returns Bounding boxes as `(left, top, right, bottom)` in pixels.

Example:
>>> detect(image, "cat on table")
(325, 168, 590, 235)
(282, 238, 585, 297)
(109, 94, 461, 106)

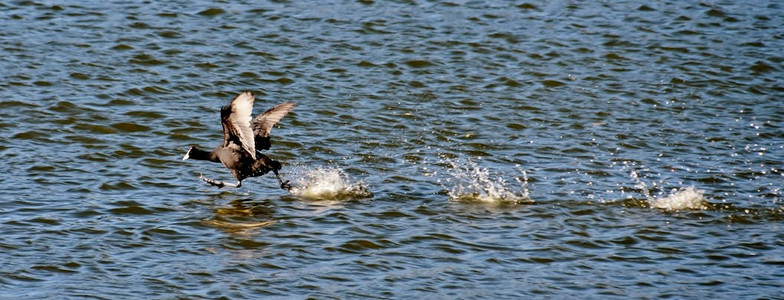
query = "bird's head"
(182, 145, 195, 160)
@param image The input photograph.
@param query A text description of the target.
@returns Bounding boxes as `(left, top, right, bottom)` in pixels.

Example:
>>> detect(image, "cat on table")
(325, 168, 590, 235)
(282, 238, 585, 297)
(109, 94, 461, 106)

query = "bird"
(182, 91, 295, 190)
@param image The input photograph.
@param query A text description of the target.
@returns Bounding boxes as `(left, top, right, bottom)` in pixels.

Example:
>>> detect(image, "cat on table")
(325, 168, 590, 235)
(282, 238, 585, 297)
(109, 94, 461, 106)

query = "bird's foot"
(273, 170, 292, 192)
(280, 180, 292, 191)
(199, 174, 240, 188)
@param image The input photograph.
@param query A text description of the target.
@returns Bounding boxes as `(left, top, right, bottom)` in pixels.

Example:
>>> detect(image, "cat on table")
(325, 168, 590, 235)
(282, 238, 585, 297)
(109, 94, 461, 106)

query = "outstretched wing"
(220, 91, 256, 159)
(251, 102, 295, 150)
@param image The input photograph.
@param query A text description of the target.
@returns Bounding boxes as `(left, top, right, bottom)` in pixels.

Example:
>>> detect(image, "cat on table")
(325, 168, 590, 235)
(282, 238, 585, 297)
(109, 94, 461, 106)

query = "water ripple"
(1, 0, 783, 298)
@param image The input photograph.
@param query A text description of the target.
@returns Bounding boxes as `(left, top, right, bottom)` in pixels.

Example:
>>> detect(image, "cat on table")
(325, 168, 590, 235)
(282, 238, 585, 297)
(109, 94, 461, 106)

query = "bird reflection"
(203, 198, 277, 234)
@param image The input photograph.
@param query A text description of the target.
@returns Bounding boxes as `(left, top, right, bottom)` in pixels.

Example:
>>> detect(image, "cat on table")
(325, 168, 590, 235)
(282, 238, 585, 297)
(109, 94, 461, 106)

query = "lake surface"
(1, 0, 783, 298)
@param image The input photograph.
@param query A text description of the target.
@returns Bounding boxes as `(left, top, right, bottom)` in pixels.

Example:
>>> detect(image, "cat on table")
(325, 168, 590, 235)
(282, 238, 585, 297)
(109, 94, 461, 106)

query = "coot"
(182, 91, 295, 190)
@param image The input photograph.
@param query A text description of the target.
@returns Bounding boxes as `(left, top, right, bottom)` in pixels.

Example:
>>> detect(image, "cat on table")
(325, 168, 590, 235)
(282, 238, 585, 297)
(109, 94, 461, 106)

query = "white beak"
(182, 148, 192, 160)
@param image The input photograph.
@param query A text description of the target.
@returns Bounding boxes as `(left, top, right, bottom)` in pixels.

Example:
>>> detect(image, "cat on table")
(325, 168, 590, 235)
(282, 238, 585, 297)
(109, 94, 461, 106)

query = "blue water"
(1, 0, 782, 298)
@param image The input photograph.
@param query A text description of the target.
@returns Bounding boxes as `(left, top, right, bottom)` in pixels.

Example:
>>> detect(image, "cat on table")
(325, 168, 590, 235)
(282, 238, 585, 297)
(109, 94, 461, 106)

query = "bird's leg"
(199, 174, 241, 188)
(273, 170, 292, 191)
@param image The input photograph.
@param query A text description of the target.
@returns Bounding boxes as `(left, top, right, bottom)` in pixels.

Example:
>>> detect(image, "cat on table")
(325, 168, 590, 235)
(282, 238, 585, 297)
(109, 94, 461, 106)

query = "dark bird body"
(182, 91, 295, 190)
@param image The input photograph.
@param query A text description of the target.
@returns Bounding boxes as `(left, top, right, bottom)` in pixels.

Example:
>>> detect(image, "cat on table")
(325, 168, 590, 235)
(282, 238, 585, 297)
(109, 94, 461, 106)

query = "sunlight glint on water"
(1, 0, 782, 298)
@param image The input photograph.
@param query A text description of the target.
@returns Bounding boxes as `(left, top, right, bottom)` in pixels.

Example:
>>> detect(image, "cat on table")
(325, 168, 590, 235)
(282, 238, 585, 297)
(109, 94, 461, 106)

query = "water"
(1, 0, 783, 298)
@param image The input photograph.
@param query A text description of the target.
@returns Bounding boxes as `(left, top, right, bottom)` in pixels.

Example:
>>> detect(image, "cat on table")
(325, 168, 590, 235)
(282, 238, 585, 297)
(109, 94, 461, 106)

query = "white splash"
(288, 166, 372, 200)
(649, 187, 707, 210)
(439, 158, 530, 204)
(630, 170, 707, 210)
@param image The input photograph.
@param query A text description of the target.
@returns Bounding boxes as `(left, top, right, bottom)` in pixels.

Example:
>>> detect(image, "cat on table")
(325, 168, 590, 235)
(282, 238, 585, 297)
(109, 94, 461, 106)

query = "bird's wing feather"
(221, 91, 256, 159)
(252, 102, 296, 138)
